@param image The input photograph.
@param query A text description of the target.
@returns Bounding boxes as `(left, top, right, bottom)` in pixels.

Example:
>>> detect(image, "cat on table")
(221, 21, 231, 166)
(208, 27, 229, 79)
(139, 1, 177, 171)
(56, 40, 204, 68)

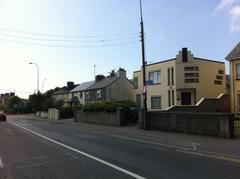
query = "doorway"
(181, 92, 191, 105)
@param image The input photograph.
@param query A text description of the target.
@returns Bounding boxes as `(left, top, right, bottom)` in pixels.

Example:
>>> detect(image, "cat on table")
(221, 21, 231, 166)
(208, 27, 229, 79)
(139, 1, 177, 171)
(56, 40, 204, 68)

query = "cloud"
(229, 5, 240, 32)
(213, 0, 240, 33)
(214, 0, 236, 14)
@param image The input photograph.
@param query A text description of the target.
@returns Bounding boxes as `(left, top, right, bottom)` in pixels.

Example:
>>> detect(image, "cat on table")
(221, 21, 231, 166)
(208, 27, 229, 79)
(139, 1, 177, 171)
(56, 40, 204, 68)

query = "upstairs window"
(149, 71, 160, 84)
(236, 64, 240, 79)
(86, 92, 89, 99)
(184, 66, 199, 71)
(97, 90, 101, 99)
(133, 77, 138, 89)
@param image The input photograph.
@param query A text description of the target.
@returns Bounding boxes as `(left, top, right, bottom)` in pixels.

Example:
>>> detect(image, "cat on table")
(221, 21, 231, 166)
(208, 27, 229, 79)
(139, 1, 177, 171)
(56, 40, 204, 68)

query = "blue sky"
(0, 0, 239, 98)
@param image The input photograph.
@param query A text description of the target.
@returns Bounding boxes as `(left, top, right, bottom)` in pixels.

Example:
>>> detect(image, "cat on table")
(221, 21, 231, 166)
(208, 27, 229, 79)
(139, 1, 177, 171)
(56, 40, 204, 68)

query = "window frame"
(236, 64, 240, 80)
(151, 96, 161, 109)
(149, 70, 161, 85)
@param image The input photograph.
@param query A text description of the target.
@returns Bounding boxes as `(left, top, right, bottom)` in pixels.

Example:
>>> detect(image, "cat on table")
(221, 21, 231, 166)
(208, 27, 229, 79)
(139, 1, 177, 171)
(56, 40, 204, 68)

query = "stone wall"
(75, 108, 126, 126)
(139, 111, 234, 138)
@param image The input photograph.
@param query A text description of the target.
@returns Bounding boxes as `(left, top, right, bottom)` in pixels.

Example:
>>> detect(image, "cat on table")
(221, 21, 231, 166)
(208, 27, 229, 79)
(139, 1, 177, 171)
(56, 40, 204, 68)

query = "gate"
(125, 108, 138, 125)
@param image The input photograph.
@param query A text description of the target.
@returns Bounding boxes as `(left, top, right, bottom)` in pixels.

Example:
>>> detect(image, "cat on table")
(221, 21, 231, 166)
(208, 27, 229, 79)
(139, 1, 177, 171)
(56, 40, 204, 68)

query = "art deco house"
(133, 48, 226, 111)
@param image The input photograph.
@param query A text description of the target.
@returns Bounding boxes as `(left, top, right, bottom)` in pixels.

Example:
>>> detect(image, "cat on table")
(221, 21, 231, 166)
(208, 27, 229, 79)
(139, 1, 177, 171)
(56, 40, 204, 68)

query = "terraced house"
(133, 48, 226, 111)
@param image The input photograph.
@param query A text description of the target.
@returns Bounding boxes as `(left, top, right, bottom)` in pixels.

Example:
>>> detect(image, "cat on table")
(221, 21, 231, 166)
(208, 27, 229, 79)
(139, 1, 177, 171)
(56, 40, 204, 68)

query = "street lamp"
(42, 78, 47, 93)
(29, 62, 39, 93)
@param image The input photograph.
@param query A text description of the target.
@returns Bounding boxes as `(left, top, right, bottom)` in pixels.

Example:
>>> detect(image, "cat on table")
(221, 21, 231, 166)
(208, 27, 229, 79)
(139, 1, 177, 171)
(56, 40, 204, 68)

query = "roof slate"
(86, 76, 119, 90)
(70, 81, 95, 93)
(225, 42, 240, 60)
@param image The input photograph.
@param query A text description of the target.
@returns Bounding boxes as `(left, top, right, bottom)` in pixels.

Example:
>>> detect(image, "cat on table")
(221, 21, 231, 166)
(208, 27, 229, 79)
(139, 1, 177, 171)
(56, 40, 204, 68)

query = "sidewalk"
(8, 114, 240, 159)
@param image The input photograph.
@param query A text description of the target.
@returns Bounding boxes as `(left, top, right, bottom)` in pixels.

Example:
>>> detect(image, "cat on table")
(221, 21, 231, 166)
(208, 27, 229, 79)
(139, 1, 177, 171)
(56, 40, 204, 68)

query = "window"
(168, 90, 171, 107)
(172, 90, 175, 105)
(184, 66, 199, 71)
(185, 78, 199, 83)
(216, 75, 223, 80)
(86, 92, 89, 99)
(80, 91, 82, 98)
(97, 90, 101, 99)
(167, 69, 170, 86)
(214, 80, 222, 85)
(149, 71, 160, 84)
(184, 73, 199, 77)
(171, 68, 174, 85)
(218, 70, 224, 75)
(133, 77, 138, 88)
(151, 96, 161, 109)
(236, 64, 240, 79)
(136, 95, 141, 108)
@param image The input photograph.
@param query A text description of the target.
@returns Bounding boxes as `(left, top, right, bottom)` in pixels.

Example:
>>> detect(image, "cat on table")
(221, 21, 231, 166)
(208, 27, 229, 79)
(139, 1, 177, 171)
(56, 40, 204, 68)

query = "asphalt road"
(0, 116, 239, 179)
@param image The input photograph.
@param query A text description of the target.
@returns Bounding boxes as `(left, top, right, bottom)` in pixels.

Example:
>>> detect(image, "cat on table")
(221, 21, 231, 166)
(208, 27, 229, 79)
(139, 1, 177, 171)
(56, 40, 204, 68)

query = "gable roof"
(70, 81, 95, 93)
(86, 76, 119, 90)
(225, 42, 240, 60)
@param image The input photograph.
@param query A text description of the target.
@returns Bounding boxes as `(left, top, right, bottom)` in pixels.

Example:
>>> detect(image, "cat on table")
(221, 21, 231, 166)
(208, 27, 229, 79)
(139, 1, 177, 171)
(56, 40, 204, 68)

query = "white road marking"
(8, 121, 146, 179)
(176, 149, 240, 164)
(0, 157, 3, 168)
(106, 134, 192, 151)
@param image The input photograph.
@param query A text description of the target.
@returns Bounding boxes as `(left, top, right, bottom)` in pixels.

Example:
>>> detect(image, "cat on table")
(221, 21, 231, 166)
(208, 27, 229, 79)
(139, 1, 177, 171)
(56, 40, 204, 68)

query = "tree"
(27, 92, 44, 112)
(4, 96, 21, 114)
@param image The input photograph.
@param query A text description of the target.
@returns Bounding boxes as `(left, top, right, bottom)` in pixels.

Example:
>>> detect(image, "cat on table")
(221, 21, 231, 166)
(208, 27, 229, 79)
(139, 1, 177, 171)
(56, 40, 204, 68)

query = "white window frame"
(97, 90, 101, 99)
(151, 96, 161, 109)
(149, 70, 160, 84)
(86, 92, 89, 99)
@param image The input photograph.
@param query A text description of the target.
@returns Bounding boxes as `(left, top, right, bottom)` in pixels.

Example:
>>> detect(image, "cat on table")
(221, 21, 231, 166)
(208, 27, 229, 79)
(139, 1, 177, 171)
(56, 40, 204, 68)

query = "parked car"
(0, 112, 6, 121)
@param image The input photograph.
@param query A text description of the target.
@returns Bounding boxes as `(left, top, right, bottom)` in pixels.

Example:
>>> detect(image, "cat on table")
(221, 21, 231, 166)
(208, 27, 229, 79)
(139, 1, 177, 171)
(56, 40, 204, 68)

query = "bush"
(82, 101, 136, 112)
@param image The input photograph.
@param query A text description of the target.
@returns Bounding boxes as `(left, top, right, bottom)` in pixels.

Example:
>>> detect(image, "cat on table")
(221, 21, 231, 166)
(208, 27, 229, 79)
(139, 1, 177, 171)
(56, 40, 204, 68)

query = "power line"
(0, 38, 139, 48)
(0, 32, 139, 43)
(0, 27, 138, 38)
(0, 88, 32, 94)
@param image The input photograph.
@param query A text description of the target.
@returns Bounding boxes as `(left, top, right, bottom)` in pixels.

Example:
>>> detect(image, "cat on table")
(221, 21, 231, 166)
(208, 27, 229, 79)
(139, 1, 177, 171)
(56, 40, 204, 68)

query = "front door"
(181, 92, 191, 105)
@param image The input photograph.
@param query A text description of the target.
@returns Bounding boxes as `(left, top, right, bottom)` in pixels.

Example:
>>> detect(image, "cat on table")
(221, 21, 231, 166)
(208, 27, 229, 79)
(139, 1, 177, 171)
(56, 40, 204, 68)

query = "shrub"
(82, 100, 136, 112)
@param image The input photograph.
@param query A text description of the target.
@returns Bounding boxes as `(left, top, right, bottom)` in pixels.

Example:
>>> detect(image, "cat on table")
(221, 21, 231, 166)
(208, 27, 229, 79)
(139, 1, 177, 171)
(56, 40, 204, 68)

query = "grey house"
(68, 81, 95, 105)
(85, 68, 133, 103)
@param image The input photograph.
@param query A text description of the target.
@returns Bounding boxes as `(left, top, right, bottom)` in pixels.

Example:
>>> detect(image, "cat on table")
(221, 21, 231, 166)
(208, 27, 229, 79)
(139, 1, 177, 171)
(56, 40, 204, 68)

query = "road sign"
(142, 86, 146, 94)
(146, 80, 153, 85)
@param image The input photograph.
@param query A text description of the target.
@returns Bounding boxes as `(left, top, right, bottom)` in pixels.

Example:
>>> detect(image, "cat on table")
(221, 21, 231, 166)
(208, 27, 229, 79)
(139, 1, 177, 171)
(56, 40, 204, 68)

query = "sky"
(0, 0, 239, 98)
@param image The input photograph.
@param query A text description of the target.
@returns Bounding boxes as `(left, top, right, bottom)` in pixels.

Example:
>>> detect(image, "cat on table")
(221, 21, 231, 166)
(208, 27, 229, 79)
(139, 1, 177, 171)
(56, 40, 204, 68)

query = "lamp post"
(139, 0, 148, 129)
(42, 78, 47, 93)
(29, 62, 39, 93)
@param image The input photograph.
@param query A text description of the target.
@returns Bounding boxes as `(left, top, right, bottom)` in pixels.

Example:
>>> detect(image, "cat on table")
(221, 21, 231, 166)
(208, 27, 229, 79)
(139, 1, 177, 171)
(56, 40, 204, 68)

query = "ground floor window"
(136, 95, 141, 108)
(151, 96, 161, 109)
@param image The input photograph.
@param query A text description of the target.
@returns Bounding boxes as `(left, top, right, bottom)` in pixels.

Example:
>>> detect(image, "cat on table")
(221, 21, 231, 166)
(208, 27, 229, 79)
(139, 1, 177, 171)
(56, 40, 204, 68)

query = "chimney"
(95, 75, 105, 82)
(10, 92, 15, 96)
(182, 48, 188, 62)
(5, 93, 9, 97)
(0, 94, 4, 98)
(67, 81, 74, 88)
(117, 68, 126, 78)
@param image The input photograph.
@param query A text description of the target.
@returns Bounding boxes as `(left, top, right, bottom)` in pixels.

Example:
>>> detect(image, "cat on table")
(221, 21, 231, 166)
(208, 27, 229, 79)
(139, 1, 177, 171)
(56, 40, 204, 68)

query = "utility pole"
(139, 0, 148, 129)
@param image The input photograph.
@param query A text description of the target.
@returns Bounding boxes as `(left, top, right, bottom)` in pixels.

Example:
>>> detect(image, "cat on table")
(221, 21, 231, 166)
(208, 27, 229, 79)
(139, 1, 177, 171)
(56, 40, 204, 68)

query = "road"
(0, 115, 239, 179)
